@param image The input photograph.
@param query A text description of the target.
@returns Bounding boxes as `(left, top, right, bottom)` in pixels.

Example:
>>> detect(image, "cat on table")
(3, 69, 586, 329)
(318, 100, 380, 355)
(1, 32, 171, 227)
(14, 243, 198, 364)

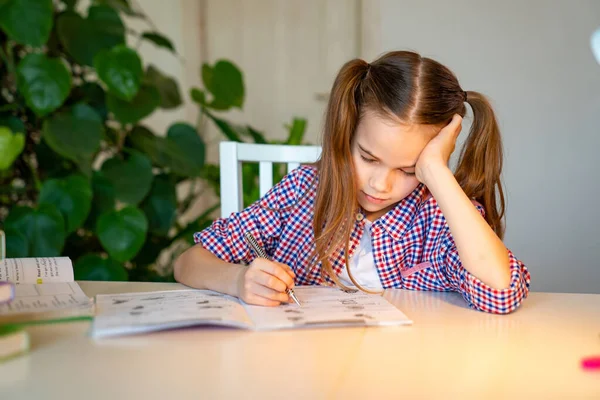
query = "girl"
(174, 51, 531, 314)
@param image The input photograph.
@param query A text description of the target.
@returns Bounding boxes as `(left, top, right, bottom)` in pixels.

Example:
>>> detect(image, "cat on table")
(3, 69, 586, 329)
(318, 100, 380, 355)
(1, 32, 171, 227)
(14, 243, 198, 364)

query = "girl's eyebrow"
(357, 143, 416, 169)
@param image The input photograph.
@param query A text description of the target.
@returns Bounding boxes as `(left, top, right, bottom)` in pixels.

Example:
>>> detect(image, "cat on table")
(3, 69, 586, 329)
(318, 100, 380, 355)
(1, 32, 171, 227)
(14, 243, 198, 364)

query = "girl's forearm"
(174, 245, 245, 297)
(422, 164, 511, 289)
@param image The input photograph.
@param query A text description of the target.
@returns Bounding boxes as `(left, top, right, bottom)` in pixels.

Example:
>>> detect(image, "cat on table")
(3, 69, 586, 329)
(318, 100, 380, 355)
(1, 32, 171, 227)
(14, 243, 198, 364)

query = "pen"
(243, 231, 302, 306)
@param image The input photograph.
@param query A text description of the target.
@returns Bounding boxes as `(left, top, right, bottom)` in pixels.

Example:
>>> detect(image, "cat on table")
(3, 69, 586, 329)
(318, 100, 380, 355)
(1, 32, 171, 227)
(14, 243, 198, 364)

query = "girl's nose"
(369, 169, 392, 193)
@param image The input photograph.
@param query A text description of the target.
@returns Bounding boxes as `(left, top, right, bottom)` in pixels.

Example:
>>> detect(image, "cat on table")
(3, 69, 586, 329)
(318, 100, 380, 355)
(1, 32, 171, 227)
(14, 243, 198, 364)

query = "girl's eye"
(401, 170, 416, 176)
(360, 155, 376, 163)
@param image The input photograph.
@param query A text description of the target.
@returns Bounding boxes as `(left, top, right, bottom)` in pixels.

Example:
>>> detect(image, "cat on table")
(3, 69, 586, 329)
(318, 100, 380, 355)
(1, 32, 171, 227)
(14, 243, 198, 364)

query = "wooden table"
(1, 282, 599, 399)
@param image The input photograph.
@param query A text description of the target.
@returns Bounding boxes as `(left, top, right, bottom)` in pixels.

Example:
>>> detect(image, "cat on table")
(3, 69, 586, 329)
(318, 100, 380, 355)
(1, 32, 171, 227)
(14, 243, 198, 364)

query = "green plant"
(190, 62, 309, 207)
(0, 0, 308, 281)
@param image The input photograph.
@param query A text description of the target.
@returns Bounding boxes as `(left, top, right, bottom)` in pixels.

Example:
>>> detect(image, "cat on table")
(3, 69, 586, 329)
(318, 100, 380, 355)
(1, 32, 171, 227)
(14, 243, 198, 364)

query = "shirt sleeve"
(193, 168, 302, 264)
(438, 204, 532, 314)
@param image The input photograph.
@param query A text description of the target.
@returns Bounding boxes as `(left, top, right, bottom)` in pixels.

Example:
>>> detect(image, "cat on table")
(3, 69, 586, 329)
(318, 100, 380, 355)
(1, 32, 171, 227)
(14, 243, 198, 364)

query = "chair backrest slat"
(219, 142, 321, 218)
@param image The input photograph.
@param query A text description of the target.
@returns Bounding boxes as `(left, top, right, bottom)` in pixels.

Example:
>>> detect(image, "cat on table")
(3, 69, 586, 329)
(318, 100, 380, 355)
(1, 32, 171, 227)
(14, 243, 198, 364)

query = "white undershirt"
(338, 219, 384, 290)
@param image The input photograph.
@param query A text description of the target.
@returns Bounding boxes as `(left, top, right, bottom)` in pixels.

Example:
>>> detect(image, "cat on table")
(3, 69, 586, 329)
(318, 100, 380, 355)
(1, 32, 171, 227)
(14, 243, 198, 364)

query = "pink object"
(0, 281, 15, 304)
(401, 262, 432, 278)
(581, 356, 600, 370)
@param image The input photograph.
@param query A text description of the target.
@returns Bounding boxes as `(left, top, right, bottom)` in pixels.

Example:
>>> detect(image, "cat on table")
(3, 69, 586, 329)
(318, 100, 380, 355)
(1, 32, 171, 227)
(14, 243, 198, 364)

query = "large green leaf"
(42, 103, 103, 173)
(246, 126, 268, 144)
(74, 254, 128, 281)
(0, 126, 25, 170)
(95, 45, 143, 101)
(140, 174, 177, 236)
(4, 204, 66, 257)
(144, 65, 181, 109)
(4, 227, 28, 258)
(166, 122, 205, 172)
(201, 60, 244, 110)
(141, 32, 175, 53)
(204, 111, 266, 144)
(131, 235, 170, 270)
(38, 175, 92, 233)
(97, 206, 147, 262)
(35, 140, 74, 179)
(190, 88, 206, 106)
(71, 82, 107, 120)
(0, 0, 53, 46)
(85, 171, 116, 229)
(107, 84, 160, 125)
(204, 111, 242, 142)
(17, 54, 71, 117)
(100, 150, 153, 205)
(0, 114, 25, 134)
(129, 125, 204, 177)
(56, 6, 125, 66)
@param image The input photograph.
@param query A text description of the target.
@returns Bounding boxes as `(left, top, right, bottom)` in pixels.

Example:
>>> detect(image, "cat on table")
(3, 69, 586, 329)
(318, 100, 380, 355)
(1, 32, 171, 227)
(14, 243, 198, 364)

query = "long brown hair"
(314, 50, 505, 290)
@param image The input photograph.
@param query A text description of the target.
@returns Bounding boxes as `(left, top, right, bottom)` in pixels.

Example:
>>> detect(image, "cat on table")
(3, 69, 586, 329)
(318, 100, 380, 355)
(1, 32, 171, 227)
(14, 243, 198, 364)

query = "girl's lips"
(363, 191, 388, 204)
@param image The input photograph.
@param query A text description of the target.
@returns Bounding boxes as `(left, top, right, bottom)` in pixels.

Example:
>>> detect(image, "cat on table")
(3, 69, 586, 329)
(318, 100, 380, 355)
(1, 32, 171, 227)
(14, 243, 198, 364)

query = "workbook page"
(0, 281, 92, 322)
(0, 257, 74, 284)
(92, 289, 254, 338)
(243, 286, 413, 331)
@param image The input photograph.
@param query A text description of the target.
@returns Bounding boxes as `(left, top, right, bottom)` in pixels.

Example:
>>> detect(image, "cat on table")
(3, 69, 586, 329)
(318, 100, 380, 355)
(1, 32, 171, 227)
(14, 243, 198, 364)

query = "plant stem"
(0, 42, 16, 77)
(117, 127, 127, 152)
(196, 107, 208, 141)
(24, 155, 41, 191)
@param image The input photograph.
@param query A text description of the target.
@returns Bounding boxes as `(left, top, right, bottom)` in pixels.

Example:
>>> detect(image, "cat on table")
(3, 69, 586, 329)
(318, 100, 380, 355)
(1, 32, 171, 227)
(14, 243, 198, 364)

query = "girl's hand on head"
(236, 258, 296, 306)
(415, 114, 463, 184)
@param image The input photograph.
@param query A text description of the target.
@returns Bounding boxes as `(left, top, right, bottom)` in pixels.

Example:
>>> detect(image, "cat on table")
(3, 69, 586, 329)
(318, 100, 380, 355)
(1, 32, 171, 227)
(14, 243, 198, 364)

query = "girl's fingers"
(254, 270, 289, 293)
(245, 294, 280, 307)
(255, 260, 295, 289)
(248, 281, 289, 303)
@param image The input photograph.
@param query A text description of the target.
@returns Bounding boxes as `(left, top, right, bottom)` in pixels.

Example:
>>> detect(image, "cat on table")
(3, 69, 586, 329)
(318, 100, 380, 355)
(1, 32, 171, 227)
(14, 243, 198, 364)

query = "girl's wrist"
(420, 162, 453, 189)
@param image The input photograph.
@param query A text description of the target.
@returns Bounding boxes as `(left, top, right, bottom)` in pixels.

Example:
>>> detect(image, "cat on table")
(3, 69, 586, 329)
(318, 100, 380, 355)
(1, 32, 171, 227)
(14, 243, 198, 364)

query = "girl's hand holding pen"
(236, 258, 296, 306)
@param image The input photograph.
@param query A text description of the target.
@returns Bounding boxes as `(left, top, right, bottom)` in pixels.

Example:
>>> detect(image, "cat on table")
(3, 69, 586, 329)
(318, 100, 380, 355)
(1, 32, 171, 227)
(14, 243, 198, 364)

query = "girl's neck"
(364, 202, 398, 222)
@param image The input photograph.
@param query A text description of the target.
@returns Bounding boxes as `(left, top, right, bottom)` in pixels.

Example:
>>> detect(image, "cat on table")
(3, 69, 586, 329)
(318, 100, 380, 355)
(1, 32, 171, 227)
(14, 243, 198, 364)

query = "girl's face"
(352, 111, 438, 221)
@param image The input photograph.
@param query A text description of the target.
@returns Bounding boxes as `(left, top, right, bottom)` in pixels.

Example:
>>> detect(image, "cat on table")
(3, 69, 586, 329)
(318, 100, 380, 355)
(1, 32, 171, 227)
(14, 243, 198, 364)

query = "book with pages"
(92, 286, 413, 338)
(0, 257, 93, 324)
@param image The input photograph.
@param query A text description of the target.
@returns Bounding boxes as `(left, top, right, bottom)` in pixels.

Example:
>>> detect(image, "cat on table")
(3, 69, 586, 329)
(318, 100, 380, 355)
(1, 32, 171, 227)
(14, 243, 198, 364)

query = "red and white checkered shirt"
(195, 165, 531, 314)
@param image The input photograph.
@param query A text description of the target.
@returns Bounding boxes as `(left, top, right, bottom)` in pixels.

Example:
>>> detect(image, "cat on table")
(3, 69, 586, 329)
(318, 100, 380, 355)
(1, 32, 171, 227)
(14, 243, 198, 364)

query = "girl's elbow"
(173, 252, 187, 283)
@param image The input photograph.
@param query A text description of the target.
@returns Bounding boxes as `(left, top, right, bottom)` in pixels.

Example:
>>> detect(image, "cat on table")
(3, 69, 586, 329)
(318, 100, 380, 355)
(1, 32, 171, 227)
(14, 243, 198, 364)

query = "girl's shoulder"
(259, 164, 318, 210)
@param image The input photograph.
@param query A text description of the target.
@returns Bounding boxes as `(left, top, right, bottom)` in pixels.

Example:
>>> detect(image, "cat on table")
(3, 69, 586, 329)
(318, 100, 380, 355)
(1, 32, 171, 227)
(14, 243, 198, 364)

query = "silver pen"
(243, 231, 302, 306)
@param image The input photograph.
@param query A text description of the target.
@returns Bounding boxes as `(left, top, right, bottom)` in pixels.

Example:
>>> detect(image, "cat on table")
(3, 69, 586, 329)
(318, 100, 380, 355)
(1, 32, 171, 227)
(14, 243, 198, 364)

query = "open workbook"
(0, 257, 93, 324)
(92, 286, 413, 338)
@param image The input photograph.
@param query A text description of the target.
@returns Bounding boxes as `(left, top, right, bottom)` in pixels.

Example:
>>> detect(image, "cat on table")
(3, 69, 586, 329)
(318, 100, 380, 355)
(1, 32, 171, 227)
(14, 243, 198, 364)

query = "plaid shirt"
(196, 166, 531, 314)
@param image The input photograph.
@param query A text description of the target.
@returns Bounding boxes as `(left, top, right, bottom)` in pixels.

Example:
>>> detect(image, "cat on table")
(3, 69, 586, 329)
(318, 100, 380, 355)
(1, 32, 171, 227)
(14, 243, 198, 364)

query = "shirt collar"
(372, 184, 429, 242)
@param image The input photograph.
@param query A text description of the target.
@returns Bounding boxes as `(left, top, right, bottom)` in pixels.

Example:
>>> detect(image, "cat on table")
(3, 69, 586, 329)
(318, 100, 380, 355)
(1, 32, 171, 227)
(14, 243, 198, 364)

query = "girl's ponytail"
(454, 91, 505, 239)
(314, 59, 370, 289)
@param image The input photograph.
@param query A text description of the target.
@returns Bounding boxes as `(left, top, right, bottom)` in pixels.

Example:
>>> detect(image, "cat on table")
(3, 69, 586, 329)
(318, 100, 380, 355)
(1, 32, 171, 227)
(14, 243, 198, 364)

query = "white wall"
(203, 0, 360, 149)
(374, 0, 600, 293)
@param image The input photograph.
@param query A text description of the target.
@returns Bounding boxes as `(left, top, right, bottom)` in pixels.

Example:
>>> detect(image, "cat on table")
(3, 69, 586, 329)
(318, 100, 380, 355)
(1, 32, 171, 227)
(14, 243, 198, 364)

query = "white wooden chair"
(219, 141, 322, 218)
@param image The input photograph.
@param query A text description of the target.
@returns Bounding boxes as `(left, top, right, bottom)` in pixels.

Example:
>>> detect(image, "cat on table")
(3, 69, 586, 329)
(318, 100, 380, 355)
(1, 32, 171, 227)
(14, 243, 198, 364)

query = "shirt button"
(356, 213, 364, 221)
